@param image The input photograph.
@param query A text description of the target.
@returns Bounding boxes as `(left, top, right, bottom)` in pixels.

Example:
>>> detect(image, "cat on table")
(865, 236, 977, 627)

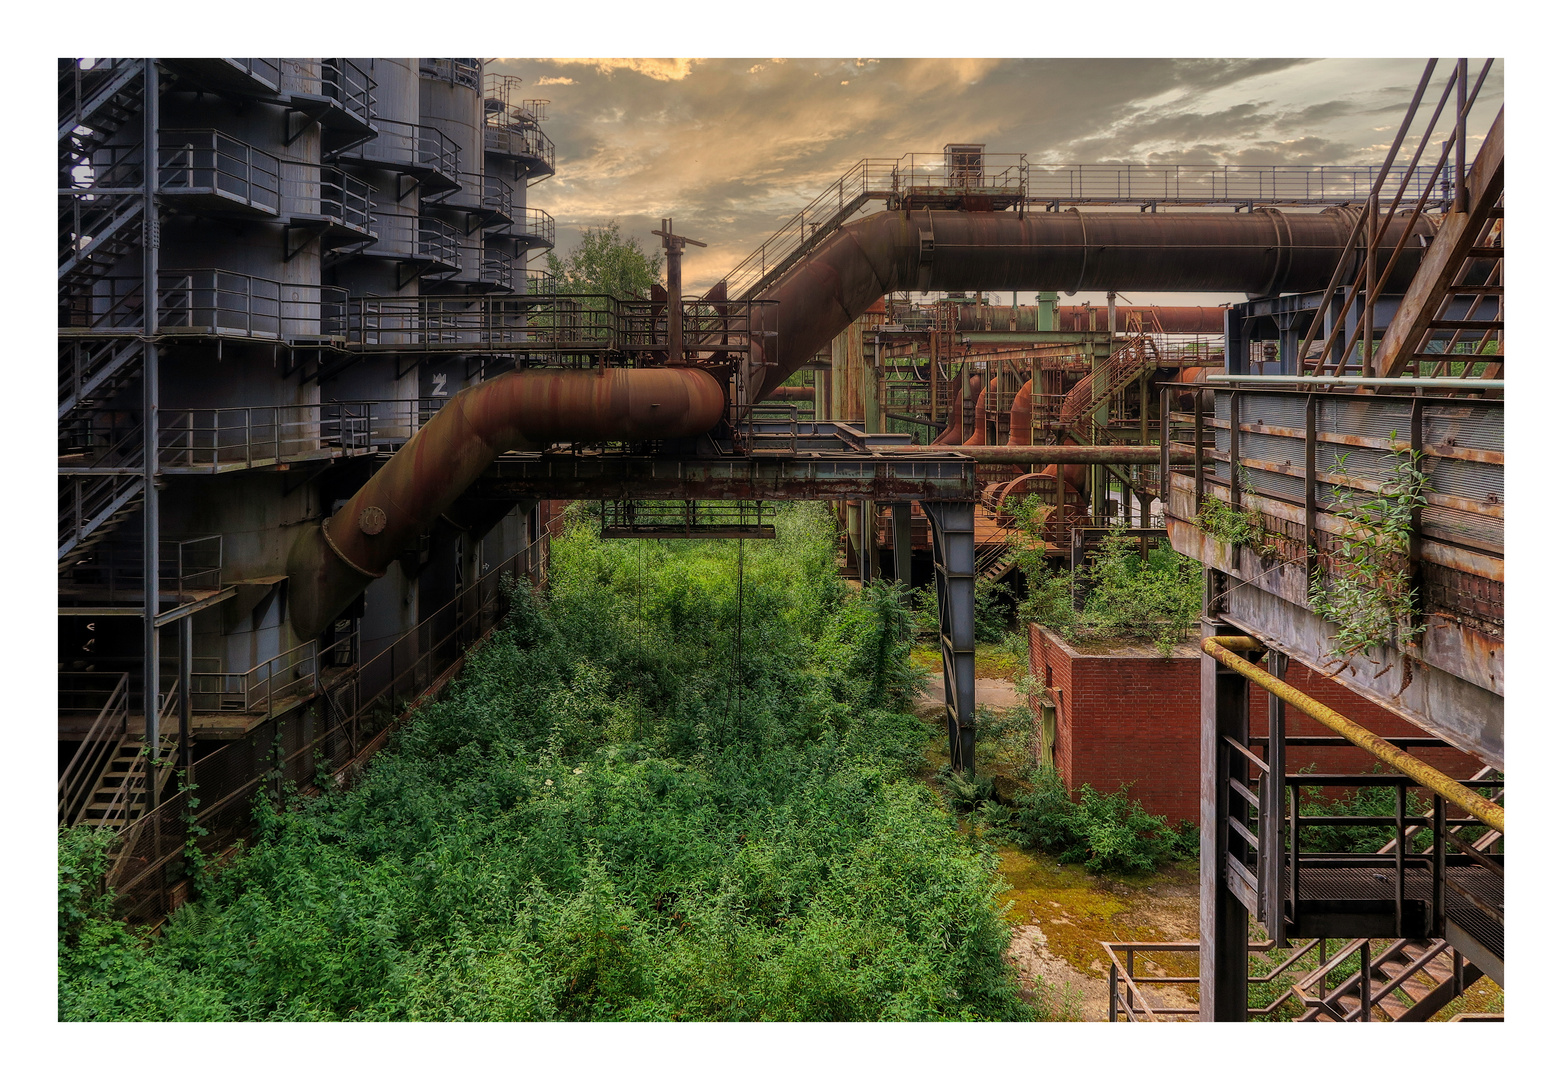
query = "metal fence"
(157, 403, 373, 471)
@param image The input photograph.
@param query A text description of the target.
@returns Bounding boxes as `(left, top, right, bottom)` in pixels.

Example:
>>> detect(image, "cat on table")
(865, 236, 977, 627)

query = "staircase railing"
(58, 672, 131, 824)
(1295, 58, 1497, 377)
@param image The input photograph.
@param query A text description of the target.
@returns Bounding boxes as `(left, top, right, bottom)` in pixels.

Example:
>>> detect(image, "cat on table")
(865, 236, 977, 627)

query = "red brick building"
(1027, 624, 1481, 825)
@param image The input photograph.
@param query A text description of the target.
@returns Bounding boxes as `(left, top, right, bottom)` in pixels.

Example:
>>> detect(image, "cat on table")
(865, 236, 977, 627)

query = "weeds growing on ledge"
(58, 503, 1037, 1022)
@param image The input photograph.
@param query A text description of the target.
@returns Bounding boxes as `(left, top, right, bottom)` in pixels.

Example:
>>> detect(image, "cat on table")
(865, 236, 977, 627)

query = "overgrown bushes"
(998, 769, 1196, 875)
(58, 503, 1036, 1022)
(1012, 520, 1203, 657)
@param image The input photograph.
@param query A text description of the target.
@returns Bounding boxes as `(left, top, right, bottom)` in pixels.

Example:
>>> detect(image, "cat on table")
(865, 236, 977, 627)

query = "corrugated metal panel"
(1427, 456, 1504, 504)
(1424, 403, 1503, 453)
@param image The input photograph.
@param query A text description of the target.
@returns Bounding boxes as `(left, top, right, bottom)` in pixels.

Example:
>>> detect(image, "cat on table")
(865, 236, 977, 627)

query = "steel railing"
(319, 58, 375, 124)
(158, 129, 281, 213)
(720, 152, 1029, 299)
(58, 672, 131, 824)
(420, 57, 481, 90)
(484, 122, 555, 174)
(1027, 163, 1453, 207)
(156, 269, 348, 339)
(1295, 59, 1497, 377)
(190, 640, 319, 715)
(332, 116, 458, 182)
(491, 206, 555, 249)
(156, 404, 372, 470)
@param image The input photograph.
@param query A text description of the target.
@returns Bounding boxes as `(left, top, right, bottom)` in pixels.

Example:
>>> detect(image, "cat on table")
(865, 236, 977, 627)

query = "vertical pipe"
(142, 58, 162, 795)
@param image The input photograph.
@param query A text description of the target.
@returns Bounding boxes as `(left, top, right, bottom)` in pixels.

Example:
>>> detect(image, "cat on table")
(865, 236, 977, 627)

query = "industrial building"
(59, 57, 1501, 1020)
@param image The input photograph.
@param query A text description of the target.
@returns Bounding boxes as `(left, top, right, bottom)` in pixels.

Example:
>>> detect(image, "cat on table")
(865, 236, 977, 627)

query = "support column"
(892, 502, 912, 586)
(1200, 614, 1252, 1021)
(925, 501, 975, 774)
(178, 615, 193, 772)
(141, 59, 162, 795)
(1264, 649, 1288, 946)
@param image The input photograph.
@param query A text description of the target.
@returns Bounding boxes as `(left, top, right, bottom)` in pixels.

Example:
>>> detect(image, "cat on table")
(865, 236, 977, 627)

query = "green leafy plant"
(59, 503, 1037, 1022)
(1308, 440, 1429, 661)
(1014, 523, 1202, 657)
(1004, 769, 1188, 875)
(1196, 493, 1264, 547)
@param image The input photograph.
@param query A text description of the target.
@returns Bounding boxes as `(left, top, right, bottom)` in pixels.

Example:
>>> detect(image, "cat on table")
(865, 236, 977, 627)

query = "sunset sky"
(487, 57, 1504, 305)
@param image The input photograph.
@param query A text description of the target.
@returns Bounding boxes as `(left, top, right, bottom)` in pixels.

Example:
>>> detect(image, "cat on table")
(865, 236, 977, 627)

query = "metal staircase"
(1059, 333, 1161, 431)
(59, 474, 146, 568)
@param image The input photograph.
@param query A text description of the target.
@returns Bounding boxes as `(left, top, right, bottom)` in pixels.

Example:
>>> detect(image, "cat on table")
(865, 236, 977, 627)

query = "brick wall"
(1027, 624, 1480, 826)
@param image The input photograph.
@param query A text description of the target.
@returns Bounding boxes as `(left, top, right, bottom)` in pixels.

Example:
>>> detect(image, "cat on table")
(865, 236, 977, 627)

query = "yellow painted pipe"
(1203, 635, 1504, 833)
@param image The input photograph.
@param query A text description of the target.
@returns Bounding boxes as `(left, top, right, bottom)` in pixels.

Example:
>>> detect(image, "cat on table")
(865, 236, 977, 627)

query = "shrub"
(1006, 769, 1187, 874)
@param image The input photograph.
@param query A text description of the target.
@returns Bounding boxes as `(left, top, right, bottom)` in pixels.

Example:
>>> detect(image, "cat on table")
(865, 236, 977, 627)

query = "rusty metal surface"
(286, 367, 725, 637)
(749, 207, 1433, 400)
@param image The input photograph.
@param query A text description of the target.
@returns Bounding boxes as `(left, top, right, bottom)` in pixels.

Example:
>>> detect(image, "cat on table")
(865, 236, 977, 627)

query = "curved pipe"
(287, 366, 726, 637)
(750, 207, 1432, 398)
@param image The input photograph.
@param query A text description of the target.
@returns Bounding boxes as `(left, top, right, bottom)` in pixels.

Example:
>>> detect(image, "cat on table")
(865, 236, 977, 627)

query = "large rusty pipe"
(751, 207, 1432, 398)
(1203, 636, 1504, 833)
(287, 367, 726, 637)
(762, 385, 816, 401)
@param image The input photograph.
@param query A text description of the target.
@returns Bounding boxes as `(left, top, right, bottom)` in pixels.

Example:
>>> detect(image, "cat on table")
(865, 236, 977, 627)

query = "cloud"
(488, 57, 1503, 292)
(550, 58, 701, 81)
(534, 76, 575, 86)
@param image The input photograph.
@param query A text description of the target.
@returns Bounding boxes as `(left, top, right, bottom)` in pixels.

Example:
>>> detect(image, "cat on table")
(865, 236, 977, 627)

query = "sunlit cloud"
(551, 58, 701, 81)
(535, 76, 574, 86)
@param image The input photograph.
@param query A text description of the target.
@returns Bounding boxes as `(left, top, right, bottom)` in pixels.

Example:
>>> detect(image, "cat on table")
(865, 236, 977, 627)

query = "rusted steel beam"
(1202, 635, 1504, 833)
(286, 367, 726, 637)
(881, 444, 1192, 465)
(476, 453, 978, 504)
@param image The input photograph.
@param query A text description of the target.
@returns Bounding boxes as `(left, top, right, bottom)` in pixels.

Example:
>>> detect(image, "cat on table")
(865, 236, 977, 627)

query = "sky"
(489, 57, 1504, 305)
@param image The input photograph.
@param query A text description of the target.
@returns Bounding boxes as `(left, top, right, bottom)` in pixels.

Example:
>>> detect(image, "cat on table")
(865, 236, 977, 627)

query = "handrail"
(94, 686, 178, 830)
(156, 403, 372, 470)
(58, 672, 130, 822)
(1027, 163, 1451, 206)
(189, 640, 318, 715)
(1203, 635, 1504, 832)
(158, 129, 281, 212)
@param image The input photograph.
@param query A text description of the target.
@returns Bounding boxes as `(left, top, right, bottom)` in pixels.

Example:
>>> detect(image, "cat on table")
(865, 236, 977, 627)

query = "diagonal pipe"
(287, 366, 725, 637)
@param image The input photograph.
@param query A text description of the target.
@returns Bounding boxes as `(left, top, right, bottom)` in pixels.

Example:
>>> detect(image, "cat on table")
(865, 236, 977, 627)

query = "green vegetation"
(544, 219, 663, 299)
(1195, 493, 1265, 548)
(995, 769, 1197, 875)
(58, 504, 1038, 1022)
(1010, 516, 1203, 657)
(1308, 441, 1429, 661)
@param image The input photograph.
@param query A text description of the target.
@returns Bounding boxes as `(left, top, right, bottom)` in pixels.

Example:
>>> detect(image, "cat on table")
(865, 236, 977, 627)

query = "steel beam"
(479, 452, 977, 503)
(892, 502, 912, 585)
(925, 501, 976, 774)
(1200, 615, 1252, 1022)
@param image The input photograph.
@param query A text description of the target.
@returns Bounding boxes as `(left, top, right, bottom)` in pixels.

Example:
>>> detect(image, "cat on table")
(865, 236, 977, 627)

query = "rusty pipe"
(1202, 636, 1504, 833)
(762, 385, 816, 401)
(751, 207, 1432, 399)
(287, 366, 726, 637)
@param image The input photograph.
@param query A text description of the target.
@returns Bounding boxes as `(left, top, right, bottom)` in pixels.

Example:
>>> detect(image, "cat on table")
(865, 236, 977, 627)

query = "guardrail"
(491, 206, 555, 249)
(190, 640, 319, 715)
(58, 672, 131, 823)
(720, 152, 1028, 298)
(420, 57, 481, 90)
(157, 269, 348, 339)
(156, 404, 372, 470)
(1028, 163, 1453, 207)
(332, 116, 458, 182)
(158, 129, 281, 214)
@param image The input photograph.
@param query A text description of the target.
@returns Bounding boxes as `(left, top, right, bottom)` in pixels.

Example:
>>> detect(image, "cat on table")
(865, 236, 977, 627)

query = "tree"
(545, 220, 664, 300)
